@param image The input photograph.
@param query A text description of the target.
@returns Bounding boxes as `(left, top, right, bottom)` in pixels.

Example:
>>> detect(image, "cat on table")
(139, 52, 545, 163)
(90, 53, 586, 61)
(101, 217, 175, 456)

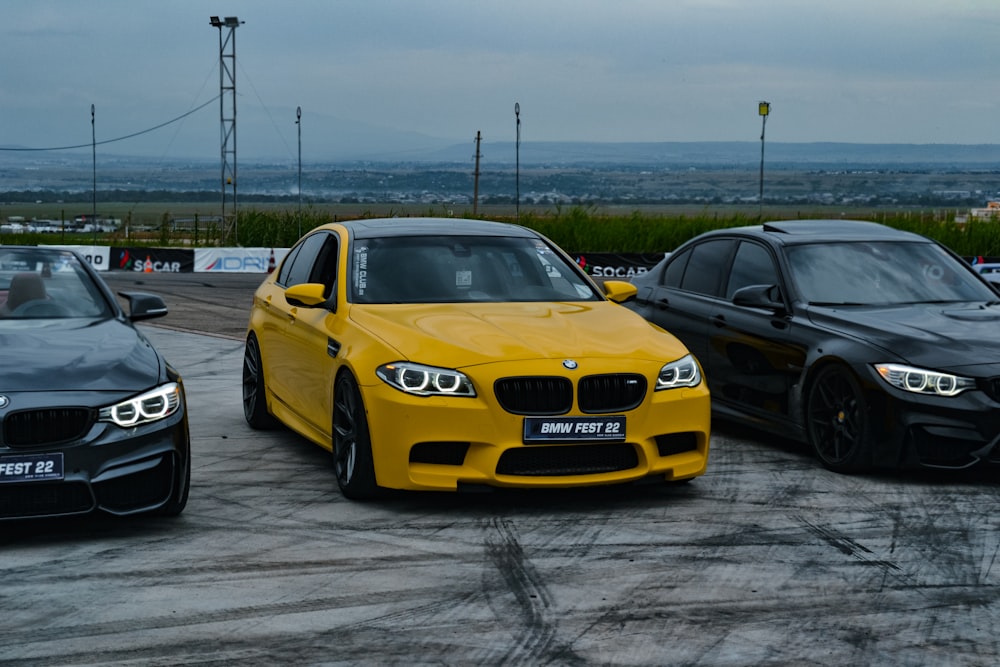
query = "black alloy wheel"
(806, 364, 874, 473)
(243, 333, 277, 429)
(332, 372, 379, 499)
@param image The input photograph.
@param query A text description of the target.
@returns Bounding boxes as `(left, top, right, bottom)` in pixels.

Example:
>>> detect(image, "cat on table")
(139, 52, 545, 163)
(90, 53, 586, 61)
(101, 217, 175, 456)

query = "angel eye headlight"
(656, 354, 702, 391)
(875, 363, 975, 397)
(99, 382, 182, 427)
(377, 362, 476, 397)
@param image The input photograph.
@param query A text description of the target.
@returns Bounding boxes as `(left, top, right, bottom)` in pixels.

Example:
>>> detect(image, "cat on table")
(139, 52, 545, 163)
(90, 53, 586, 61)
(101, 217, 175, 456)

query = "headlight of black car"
(656, 354, 702, 391)
(377, 362, 477, 397)
(874, 363, 976, 397)
(99, 382, 183, 427)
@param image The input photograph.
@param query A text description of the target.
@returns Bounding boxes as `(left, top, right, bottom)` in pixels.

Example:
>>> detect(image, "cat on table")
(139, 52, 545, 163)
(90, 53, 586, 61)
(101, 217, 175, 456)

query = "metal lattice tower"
(210, 16, 243, 243)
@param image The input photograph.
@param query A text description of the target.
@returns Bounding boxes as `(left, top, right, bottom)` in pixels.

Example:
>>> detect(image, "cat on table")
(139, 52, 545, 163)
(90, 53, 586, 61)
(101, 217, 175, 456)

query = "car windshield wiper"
(808, 301, 869, 307)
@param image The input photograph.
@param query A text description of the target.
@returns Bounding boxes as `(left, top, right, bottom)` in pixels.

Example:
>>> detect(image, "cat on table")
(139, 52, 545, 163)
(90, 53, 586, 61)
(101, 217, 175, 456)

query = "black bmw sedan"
(0, 246, 190, 519)
(626, 219, 1000, 472)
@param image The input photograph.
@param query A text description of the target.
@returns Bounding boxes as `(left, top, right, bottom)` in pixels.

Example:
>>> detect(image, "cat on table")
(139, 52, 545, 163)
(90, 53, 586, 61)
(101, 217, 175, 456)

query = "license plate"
(0, 453, 64, 483)
(523, 416, 626, 443)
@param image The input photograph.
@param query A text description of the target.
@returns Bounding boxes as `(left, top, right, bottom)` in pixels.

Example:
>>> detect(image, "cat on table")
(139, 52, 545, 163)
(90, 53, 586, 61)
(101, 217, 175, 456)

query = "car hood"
(807, 302, 1000, 374)
(350, 301, 688, 367)
(0, 318, 163, 392)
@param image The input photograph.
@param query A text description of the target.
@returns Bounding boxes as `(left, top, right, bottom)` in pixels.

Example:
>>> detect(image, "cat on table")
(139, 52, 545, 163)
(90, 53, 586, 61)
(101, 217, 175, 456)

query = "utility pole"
(515, 103, 521, 222)
(473, 131, 482, 216)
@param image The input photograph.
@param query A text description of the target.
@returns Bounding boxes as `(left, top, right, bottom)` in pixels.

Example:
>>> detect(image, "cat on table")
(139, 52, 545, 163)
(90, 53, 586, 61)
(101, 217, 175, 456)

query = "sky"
(2, 0, 1000, 162)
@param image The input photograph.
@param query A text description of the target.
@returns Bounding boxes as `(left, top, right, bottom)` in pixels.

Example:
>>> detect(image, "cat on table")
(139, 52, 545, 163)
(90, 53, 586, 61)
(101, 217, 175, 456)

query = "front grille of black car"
(496, 444, 639, 476)
(578, 374, 647, 413)
(494, 374, 649, 416)
(3, 408, 96, 448)
(0, 481, 94, 519)
(494, 377, 573, 415)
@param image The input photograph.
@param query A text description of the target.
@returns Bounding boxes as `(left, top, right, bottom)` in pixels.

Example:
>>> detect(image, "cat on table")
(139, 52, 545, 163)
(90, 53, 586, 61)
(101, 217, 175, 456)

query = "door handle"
(712, 314, 726, 328)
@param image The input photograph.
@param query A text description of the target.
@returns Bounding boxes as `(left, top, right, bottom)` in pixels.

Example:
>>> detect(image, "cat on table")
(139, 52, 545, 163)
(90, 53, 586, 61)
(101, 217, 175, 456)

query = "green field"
(2, 201, 994, 256)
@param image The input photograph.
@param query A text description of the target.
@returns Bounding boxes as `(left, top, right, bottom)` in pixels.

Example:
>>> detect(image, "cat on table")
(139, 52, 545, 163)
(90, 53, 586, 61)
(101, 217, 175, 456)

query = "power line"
(0, 95, 221, 152)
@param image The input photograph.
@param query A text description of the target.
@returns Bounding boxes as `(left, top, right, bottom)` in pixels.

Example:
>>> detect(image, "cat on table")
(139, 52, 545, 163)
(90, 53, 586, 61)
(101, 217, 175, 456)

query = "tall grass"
(8, 206, 1000, 257)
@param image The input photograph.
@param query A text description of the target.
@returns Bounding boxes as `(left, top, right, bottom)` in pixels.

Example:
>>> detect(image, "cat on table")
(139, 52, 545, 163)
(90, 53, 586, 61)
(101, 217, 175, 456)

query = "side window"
(282, 233, 328, 287)
(662, 249, 690, 288)
(307, 235, 339, 299)
(726, 241, 779, 299)
(275, 244, 301, 286)
(679, 239, 736, 297)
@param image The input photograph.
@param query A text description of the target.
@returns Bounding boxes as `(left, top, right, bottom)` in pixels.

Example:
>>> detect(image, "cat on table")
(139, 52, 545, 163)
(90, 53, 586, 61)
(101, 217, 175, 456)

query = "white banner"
(194, 247, 289, 273)
(42, 245, 113, 272)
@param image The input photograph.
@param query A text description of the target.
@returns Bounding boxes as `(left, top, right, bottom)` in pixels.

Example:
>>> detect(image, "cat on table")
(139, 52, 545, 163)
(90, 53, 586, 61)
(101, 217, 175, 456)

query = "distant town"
(2, 142, 999, 219)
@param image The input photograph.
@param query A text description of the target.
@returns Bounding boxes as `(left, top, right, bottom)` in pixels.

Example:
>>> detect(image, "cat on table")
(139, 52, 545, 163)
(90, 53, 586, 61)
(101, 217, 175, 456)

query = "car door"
(706, 240, 807, 424)
(278, 231, 342, 438)
(633, 239, 737, 371)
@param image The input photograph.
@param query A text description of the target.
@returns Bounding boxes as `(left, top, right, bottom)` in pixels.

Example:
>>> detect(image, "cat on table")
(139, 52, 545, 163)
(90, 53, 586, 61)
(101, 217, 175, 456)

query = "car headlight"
(376, 362, 477, 397)
(99, 382, 183, 427)
(656, 354, 702, 391)
(874, 363, 975, 397)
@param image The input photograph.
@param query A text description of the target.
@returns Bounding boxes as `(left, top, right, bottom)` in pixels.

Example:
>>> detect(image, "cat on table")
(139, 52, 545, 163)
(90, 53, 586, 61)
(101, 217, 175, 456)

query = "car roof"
(701, 219, 929, 247)
(338, 217, 540, 240)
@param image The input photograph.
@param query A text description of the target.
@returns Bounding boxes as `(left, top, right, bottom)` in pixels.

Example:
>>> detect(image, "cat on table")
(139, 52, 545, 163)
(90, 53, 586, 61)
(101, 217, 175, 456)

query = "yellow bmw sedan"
(243, 218, 710, 499)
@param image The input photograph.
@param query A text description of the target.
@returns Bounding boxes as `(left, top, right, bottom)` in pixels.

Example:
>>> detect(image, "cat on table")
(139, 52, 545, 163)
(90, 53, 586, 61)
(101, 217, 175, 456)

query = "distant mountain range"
(416, 141, 1000, 169)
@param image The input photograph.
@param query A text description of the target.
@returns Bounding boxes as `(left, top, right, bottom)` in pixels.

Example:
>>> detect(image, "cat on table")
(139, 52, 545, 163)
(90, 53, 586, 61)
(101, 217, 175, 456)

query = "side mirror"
(602, 279, 638, 304)
(732, 284, 785, 312)
(285, 282, 330, 309)
(118, 291, 168, 322)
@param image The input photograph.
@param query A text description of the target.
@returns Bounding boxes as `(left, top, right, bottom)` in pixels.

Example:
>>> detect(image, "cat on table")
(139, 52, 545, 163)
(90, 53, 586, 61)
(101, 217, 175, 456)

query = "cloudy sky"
(2, 0, 999, 161)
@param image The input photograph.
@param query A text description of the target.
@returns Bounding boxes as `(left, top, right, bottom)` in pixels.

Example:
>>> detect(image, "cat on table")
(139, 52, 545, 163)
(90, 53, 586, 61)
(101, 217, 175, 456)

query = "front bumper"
(864, 373, 1000, 469)
(0, 410, 190, 520)
(360, 361, 712, 491)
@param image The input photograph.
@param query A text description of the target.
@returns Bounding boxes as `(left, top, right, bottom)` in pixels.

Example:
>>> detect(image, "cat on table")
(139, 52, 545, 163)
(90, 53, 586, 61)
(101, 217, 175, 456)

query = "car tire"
(332, 372, 380, 500)
(805, 364, 874, 473)
(243, 333, 277, 429)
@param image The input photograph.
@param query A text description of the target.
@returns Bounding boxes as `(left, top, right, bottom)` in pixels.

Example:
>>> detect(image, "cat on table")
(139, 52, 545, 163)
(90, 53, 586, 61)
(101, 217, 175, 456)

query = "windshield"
(352, 235, 600, 304)
(0, 248, 113, 319)
(786, 241, 997, 305)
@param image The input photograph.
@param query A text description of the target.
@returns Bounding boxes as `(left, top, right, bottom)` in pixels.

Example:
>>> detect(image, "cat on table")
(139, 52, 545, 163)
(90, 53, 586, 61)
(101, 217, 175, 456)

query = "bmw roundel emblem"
(0, 395, 8, 409)
(562, 360, 578, 370)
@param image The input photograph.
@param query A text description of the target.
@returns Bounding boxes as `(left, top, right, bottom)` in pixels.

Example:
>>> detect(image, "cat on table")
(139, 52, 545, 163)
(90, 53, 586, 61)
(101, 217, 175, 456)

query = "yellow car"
(243, 218, 710, 499)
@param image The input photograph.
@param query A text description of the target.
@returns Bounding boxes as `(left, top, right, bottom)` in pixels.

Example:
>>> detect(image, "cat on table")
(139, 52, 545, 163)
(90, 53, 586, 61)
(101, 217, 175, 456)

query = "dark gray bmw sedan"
(0, 246, 190, 519)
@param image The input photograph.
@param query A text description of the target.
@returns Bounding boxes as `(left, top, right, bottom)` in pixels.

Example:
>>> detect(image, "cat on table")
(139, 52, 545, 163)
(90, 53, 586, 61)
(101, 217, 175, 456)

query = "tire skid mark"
(798, 516, 901, 573)
(0, 585, 459, 649)
(482, 517, 583, 665)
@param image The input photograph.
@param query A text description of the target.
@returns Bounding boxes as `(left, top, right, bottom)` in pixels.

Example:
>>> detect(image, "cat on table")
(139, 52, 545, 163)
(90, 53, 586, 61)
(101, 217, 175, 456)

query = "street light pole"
(91, 104, 97, 247)
(515, 102, 521, 223)
(758, 101, 770, 219)
(296, 106, 302, 238)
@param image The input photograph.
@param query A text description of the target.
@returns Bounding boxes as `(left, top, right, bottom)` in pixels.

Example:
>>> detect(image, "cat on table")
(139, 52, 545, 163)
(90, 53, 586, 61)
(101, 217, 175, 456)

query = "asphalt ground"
(3, 272, 1000, 665)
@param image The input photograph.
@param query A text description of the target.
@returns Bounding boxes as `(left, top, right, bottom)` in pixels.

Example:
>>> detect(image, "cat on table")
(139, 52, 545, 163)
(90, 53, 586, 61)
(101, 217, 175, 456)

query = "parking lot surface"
(3, 273, 999, 665)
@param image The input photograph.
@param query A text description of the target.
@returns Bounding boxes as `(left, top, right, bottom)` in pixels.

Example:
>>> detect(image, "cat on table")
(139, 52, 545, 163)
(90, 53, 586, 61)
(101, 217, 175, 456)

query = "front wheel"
(805, 364, 874, 473)
(332, 373, 379, 499)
